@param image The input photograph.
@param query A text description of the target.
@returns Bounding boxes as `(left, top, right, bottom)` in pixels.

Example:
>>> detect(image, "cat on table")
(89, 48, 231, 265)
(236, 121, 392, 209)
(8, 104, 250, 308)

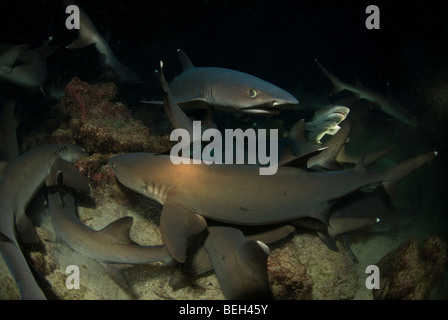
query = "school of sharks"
(0, 0, 446, 300)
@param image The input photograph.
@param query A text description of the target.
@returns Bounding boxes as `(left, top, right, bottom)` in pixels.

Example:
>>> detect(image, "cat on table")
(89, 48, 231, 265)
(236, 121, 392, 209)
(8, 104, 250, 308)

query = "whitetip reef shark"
(109, 149, 436, 264)
(142, 49, 299, 114)
(204, 226, 273, 299)
(47, 176, 173, 289)
(315, 59, 418, 127)
(305, 105, 350, 144)
(0, 144, 89, 299)
(66, 6, 140, 83)
(169, 224, 295, 291)
(0, 41, 52, 93)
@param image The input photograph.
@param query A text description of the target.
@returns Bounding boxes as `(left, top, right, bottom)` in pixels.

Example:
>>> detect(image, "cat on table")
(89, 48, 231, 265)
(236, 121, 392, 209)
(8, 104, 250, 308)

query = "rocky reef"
(373, 236, 447, 300)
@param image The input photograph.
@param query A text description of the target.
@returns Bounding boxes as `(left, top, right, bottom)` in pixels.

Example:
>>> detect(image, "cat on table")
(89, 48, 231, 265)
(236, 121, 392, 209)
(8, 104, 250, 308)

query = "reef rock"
(50, 77, 172, 154)
(373, 236, 447, 300)
(268, 232, 358, 300)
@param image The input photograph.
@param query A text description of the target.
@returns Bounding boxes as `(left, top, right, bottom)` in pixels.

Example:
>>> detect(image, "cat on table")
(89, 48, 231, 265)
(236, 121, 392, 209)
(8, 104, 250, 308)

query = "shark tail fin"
(315, 59, 346, 96)
(0, 44, 29, 73)
(382, 151, 437, 199)
(66, 9, 98, 49)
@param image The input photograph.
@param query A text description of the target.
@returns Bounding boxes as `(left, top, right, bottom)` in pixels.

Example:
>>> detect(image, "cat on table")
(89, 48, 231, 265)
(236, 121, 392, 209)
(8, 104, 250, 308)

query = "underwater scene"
(0, 0, 447, 300)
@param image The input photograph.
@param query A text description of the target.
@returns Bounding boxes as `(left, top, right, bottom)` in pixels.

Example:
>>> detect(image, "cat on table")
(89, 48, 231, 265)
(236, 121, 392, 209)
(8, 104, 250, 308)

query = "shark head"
(54, 144, 89, 163)
(311, 105, 350, 124)
(305, 105, 350, 143)
(205, 68, 299, 114)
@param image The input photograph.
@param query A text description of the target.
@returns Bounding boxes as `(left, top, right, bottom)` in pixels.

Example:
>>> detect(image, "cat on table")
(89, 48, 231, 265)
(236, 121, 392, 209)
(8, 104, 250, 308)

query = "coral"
(373, 236, 448, 300)
(268, 245, 313, 300)
(52, 77, 172, 154)
(267, 233, 358, 300)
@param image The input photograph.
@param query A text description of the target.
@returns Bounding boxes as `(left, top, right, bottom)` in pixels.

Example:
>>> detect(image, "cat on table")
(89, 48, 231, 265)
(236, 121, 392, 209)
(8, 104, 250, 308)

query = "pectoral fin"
(15, 212, 40, 244)
(160, 202, 207, 263)
(316, 231, 338, 252)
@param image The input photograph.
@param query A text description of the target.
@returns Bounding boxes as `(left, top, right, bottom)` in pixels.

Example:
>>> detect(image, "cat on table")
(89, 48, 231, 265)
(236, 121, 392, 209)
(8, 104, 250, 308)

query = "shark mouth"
(329, 111, 348, 119)
(240, 103, 282, 114)
(241, 107, 280, 114)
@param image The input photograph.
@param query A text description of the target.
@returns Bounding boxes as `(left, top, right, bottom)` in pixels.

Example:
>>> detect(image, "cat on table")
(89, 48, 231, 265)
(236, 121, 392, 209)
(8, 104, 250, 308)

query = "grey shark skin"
(292, 215, 379, 251)
(315, 60, 418, 127)
(305, 105, 350, 144)
(0, 100, 20, 161)
(47, 188, 173, 286)
(143, 49, 298, 114)
(205, 226, 273, 300)
(0, 44, 47, 92)
(0, 144, 88, 299)
(66, 7, 140, 82)
(169, 224, 295, 290)
(109, 150, 436, 263)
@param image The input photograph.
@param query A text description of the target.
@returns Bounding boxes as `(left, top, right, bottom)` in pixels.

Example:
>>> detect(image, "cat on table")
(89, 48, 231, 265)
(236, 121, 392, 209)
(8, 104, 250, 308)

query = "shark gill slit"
(144, 182, 172, 203)
(204, 82, 215, 106)
(54, 145, 68, 158)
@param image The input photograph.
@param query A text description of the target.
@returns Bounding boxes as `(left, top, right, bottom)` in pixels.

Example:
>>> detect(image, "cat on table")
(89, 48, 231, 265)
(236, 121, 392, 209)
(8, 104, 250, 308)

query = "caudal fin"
(315, 59, 346, 96)
(382, 151, 437, 198)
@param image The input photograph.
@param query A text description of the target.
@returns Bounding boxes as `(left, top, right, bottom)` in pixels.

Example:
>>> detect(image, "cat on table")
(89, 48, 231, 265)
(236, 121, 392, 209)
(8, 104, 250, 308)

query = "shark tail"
(382, 151, 437, 198)
(315, 59, 346, 96)
(0, 241, 47, 299)
(66, 9, 98, 49)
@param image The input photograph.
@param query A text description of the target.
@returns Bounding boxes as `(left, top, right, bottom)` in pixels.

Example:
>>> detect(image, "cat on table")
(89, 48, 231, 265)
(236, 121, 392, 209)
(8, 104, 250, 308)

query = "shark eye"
(248, 89, 257, 98)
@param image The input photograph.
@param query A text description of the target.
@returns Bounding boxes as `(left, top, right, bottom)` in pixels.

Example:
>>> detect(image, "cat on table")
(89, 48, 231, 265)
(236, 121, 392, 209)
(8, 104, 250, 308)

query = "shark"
(0, 44, 47, 93)
(142, 49, 299, 114)
(315, 59, 418, 127)
(305, 105, 350, 144)
(47, 177, 174, 289)
(0, 144, 89, 299)
(204, 226, 273, 300)
(283, 116, 394, 170)
(109, 149, 436, 264)
(0, 99, 20, 161)
(66, 6, 140, 83)
(169, 224, 295, 290)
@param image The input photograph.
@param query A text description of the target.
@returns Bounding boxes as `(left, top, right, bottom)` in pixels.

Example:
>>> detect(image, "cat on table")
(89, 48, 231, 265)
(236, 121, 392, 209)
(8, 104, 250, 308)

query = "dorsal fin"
(99, 216, 135, 245)
(177, 49, 195, 71)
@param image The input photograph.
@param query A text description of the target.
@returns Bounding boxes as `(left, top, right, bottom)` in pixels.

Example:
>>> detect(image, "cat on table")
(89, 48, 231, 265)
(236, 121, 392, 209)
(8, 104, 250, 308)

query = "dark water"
(1, 0, 447, 299)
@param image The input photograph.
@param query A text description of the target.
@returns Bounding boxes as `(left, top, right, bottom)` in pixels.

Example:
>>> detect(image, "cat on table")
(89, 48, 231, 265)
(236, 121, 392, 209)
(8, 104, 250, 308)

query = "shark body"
(0, 44, 48, 93)
(305, 105, 350, 144)
(66, 7, 140, 83)
(109, 150, 436, 263)
(205, 226, 273, 300)
(0, 144, 88, 299)
(47, 187, 173, 287)
(315, 60, 418, 127)
(143, 50, 298, 114)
